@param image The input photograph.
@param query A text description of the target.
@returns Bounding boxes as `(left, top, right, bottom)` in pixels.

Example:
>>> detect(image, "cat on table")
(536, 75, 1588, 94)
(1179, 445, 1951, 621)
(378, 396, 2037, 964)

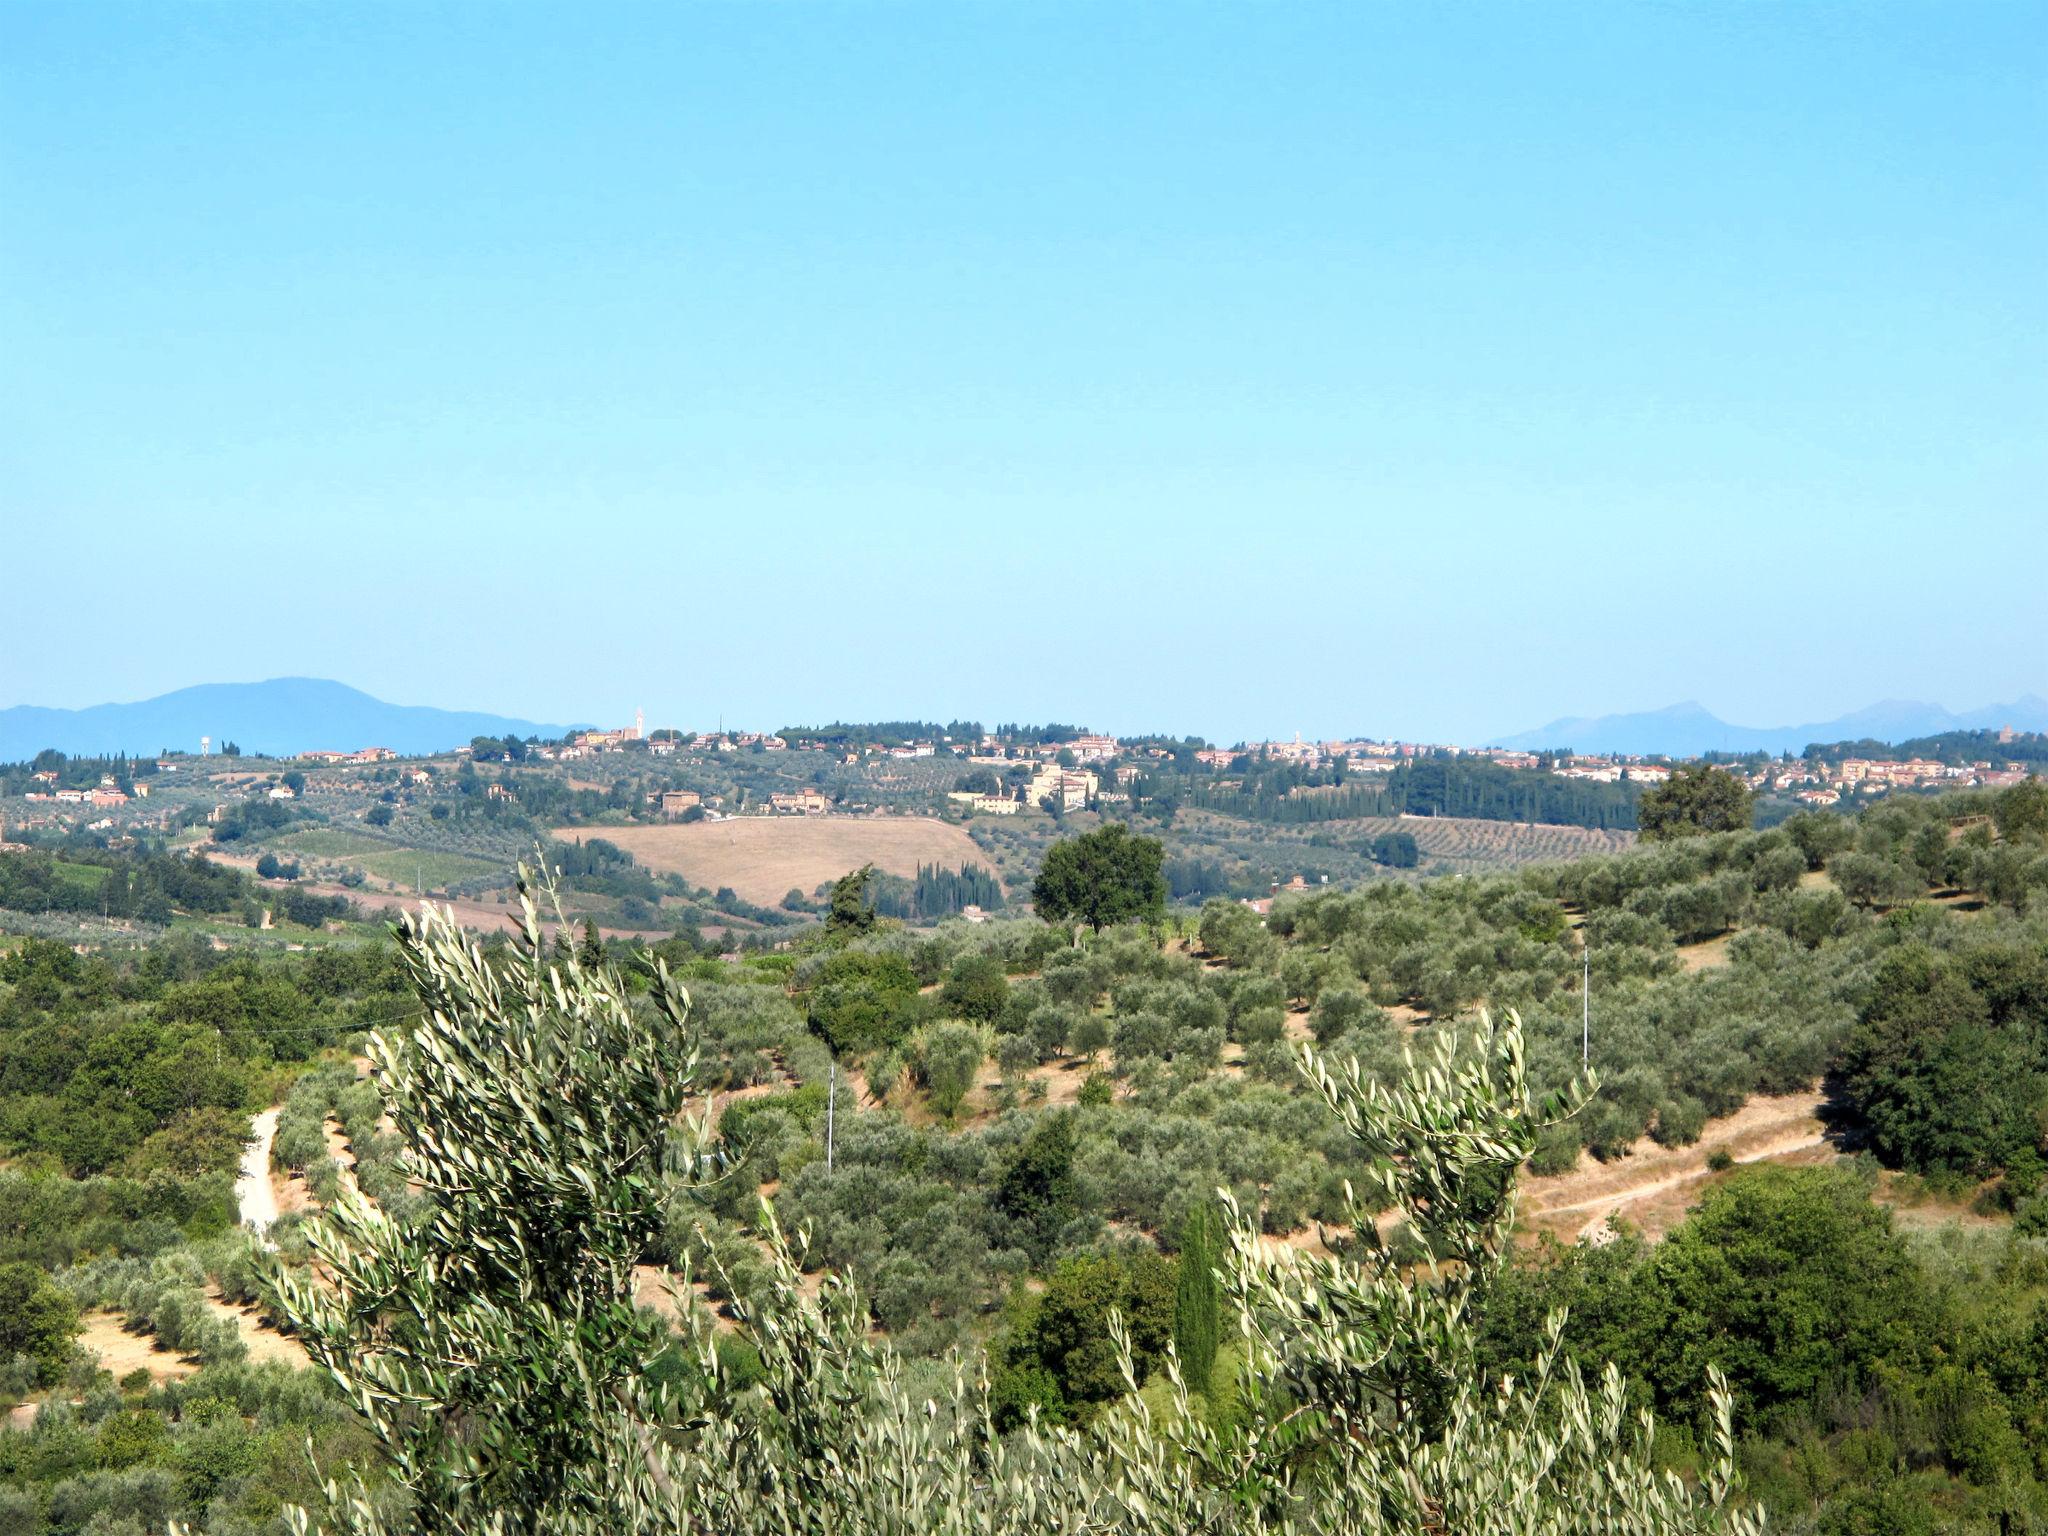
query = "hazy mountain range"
(6, 678, 2046, 764)
(1492, 697, 2048, 758)
(0, 679, 577, 761)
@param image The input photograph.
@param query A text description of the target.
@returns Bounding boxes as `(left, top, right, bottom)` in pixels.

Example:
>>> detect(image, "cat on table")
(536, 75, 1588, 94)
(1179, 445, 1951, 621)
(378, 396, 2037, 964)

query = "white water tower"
(201, 735, 211, 757)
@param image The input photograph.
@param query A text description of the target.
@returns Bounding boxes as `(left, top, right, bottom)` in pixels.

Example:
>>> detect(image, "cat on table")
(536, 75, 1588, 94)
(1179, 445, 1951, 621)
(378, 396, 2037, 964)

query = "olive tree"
(260, 877, 1761, 1536)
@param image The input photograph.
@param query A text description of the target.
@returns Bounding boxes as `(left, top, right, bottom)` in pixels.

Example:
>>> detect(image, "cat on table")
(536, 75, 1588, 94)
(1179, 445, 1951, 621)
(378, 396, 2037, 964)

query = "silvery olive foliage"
(254, 874, 1761, 1536)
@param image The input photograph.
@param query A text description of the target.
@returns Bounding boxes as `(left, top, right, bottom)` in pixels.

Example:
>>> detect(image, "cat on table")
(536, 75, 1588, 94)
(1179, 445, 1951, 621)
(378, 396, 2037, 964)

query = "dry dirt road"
(1520, 1088, 1835, 1244)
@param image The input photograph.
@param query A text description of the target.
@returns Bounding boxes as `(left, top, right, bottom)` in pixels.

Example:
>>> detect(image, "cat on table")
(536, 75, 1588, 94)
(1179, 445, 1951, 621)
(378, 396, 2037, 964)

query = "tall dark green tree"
(1173, 1204, 1222, 1396)
(0, 1261, 80, 1385)
(1032, 824, 1168, 935)
(826, 863, 879, 938)
(1637, 765, 1753, 841)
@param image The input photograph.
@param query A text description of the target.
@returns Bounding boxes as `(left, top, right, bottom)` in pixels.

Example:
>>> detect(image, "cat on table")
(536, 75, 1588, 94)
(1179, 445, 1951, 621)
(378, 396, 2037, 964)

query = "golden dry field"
(556, 815, 992, 905)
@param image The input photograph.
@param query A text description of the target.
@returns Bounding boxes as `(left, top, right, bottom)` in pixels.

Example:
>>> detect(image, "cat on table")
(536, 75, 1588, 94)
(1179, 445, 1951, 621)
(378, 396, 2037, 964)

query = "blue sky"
(3, 2, 2042, 744)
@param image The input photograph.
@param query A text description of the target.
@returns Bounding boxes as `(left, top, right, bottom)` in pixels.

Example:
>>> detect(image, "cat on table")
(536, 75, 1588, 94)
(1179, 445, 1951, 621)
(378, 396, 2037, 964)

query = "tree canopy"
(1032, 824, 1169, 933)
(1638, 765, 1754, 841)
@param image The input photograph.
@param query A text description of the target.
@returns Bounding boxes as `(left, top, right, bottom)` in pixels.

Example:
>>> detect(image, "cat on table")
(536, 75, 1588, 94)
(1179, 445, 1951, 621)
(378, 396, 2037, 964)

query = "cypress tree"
(1173, 1204, 1222, 1396)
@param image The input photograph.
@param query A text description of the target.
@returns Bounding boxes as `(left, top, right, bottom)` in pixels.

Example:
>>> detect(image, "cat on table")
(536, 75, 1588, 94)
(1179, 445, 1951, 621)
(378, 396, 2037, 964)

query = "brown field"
(560, 816, 994, 906)
(76, 1310, 198, 1385)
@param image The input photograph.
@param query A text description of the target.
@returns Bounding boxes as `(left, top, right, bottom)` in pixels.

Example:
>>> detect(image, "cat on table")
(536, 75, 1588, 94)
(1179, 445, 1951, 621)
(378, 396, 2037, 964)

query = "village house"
(658, 789, 702, 817)
(1553, 760, 1623, 783)
(266, 784, 296, 801)
(572, 726, 640, 752)
(946, 790, 1021, 815)
(768, 788, 831, 815)
(1026, 765, 1097, 811)
(88, 787, 129, 807)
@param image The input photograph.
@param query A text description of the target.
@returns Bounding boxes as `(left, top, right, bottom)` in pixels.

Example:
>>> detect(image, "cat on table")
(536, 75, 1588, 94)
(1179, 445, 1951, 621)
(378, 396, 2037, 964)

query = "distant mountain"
(1492, 696, 2048, 758)
(0, 678, 580, 761)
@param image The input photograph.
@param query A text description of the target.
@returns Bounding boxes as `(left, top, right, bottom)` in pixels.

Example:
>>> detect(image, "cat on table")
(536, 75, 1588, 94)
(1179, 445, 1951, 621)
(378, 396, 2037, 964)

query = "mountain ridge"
(1492, 695, 2048, 757)
(0, 678, 580, 760)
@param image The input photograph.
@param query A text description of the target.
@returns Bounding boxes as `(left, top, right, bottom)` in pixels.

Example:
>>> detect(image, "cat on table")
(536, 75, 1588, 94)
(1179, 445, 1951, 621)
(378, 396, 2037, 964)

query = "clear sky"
(3, 2, 2042, 745)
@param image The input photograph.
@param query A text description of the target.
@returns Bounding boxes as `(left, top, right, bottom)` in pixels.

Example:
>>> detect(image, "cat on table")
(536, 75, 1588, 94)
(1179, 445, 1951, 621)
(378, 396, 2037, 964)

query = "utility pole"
(826, 1060, 836, 1173)
(1582, 944, 1590, 1067)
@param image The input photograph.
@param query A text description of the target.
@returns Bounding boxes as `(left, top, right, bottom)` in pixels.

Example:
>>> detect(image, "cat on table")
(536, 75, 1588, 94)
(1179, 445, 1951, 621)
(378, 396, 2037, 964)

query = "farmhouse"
(1026, 766, 1097, 811)
(767, 788, 831, 815)
(1065, 734, 1121, 763)
(946, 791, 1021, 815)
(659, 789, 702, 817)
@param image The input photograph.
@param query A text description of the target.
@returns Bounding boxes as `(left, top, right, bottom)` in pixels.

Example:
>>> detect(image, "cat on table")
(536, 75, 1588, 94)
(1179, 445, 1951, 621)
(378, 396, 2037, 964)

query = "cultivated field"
(1338, 813, 1635, 870)
(561, 816, 993, 906)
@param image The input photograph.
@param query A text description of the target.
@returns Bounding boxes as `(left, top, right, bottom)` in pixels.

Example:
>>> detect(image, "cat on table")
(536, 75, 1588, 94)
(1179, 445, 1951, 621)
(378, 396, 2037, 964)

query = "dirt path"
(237, 1108, 281, 1234)
(324, 1117, 362, 1201)
(1521, 1088, 1834, 1243)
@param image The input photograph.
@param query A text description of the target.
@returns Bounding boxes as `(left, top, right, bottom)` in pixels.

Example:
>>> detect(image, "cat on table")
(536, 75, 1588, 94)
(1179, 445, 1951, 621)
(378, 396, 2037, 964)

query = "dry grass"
(565, 816, 992, 906)
(76, 1311, 198, 1385)
(1675, 932, 1735, 973)
(205, 1289, 311, 1369)
(76, 1300, 310, 1380)
(1520, 1088, 1834, 1245)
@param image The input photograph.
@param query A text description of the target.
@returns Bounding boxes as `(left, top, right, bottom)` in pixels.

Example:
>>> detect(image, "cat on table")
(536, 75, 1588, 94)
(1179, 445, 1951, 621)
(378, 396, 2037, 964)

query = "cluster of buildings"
(1548, 757, 1672, 785)
(290, 747, 399, 765)
(1192, 736, 1493, 772)
(1739, 757, 2034, 806)
(19, 772, 144, 807)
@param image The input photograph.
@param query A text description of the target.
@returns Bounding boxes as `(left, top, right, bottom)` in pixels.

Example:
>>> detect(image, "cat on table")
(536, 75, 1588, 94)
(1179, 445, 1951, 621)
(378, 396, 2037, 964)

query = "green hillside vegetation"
(0, 781, 2044, 1530)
